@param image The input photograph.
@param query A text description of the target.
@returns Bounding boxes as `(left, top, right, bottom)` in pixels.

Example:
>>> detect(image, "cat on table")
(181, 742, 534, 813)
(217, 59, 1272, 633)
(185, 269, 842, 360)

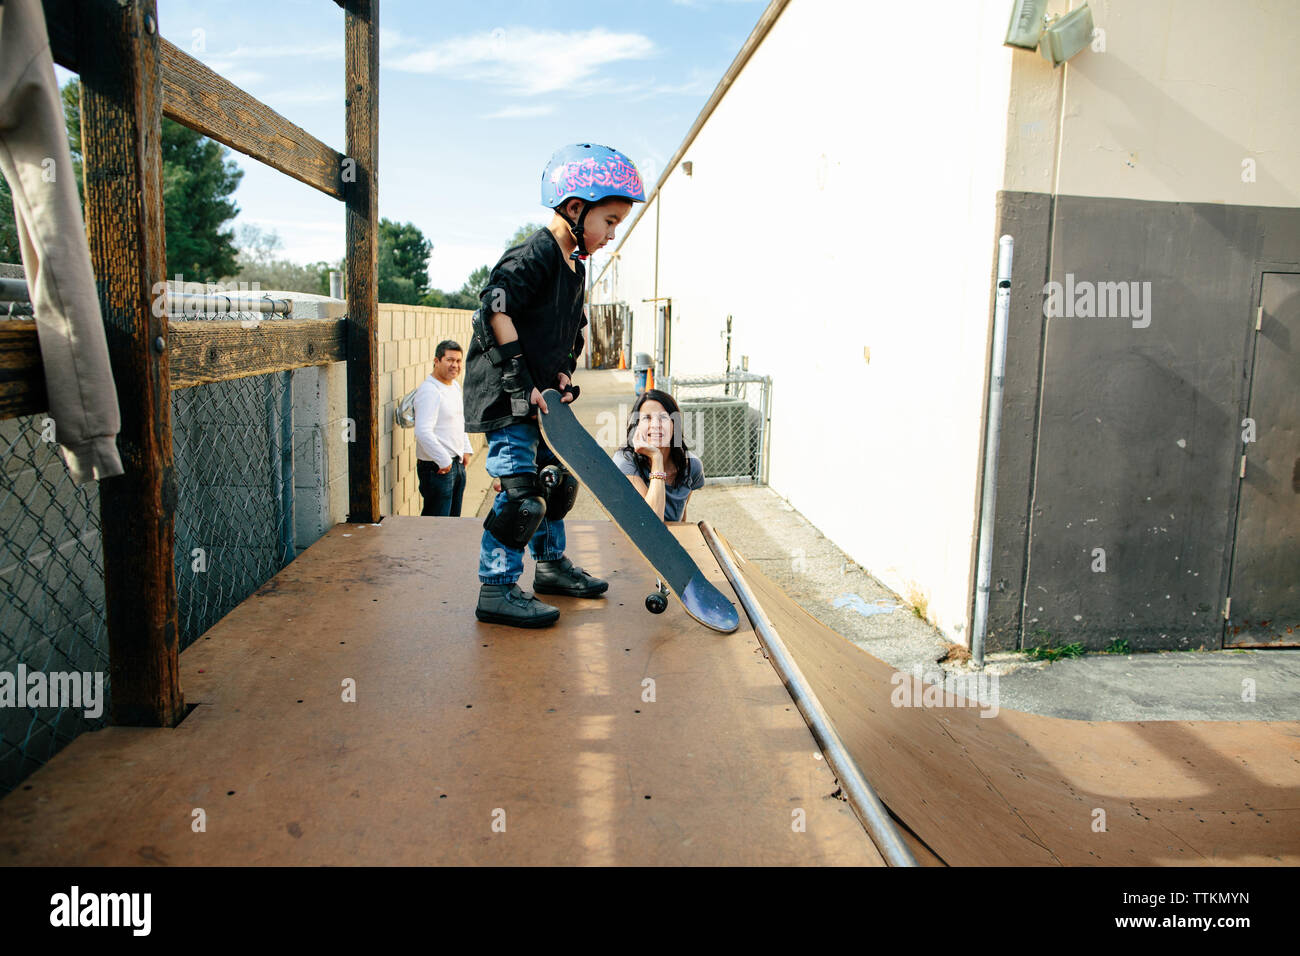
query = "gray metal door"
(1225, 272, 1300, 646)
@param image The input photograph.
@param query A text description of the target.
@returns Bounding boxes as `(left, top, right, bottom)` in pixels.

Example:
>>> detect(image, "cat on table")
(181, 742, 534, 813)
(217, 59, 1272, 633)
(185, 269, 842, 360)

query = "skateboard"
(538, 389, 740, 633)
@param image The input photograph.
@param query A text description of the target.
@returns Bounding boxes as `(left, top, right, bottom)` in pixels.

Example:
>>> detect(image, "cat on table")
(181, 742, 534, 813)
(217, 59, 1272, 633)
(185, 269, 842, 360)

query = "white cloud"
(390, 27, 655, 96)
(205, 42, 341, 63)
(613, 67, 721, 101)
(485, 103, 557, 119)
(379, 27, 409, 54)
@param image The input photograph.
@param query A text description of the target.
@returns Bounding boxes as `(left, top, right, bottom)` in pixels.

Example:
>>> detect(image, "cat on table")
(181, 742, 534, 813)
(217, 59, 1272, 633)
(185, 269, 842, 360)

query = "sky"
(95, 0, 768, 291)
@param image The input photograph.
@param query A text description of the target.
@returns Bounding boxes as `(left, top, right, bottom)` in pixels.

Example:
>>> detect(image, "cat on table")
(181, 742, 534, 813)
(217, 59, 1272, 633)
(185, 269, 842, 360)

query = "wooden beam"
(169, 319, 348, 389)
(79, 0, 184, 728)
(43, 4, 347, 200)
(0, 320, 349, 416)
(344, 0, 380, 523)
(0, 320, 49, 419)
(159, 39, 346, 200)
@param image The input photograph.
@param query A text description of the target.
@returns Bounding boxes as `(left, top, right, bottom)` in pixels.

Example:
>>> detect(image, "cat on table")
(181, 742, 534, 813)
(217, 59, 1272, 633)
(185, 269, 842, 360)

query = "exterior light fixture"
(1005, 1, 1094, 67)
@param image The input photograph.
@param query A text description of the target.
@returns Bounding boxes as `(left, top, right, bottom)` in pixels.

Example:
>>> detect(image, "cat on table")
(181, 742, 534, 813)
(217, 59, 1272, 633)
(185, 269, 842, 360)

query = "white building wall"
(1005, 0, 1300, 205)
(592, 0, 1019, 639)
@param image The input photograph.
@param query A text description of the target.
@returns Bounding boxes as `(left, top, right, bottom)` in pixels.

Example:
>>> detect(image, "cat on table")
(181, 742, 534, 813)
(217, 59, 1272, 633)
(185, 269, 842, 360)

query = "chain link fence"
(662, 371, 771, 484)
(1, 306, 303, 795)
(0, 407, 108, 792)
(171, 309, 296, 651)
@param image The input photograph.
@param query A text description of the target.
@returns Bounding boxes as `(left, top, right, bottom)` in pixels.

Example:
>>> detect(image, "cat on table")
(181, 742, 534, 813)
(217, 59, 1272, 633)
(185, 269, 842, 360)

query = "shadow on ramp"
(713, 532, 1300, 866)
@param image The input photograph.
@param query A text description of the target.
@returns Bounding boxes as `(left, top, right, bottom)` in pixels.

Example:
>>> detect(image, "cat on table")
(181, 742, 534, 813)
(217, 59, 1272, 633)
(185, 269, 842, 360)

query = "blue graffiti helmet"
(541, 144, 646, 259)
(541, 143, 646, 208)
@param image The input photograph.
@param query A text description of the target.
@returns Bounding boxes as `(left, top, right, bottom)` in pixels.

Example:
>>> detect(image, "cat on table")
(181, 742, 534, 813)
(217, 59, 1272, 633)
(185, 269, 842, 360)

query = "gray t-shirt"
(614, 449, 705, 522)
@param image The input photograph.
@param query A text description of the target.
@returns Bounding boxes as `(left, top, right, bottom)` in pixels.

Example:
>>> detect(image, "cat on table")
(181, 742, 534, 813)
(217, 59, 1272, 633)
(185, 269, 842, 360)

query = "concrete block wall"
(293, 304, 480, 549)
(378, 305, 480, 518)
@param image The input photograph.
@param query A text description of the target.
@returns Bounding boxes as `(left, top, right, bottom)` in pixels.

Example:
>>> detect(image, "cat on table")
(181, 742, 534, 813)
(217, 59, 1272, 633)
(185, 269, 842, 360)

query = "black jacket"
(464, 228, 586, 433)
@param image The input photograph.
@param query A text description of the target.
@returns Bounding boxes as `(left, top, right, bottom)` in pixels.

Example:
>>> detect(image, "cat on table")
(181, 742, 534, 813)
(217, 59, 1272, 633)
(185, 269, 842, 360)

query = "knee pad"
(539, 465, 579, 522)
(483, 473, 546, 549)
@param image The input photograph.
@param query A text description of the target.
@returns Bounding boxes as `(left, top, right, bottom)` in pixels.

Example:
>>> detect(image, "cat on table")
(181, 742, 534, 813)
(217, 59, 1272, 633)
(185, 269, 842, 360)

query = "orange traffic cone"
(618, 349, 627, 370)
(646, 367, 655, 391)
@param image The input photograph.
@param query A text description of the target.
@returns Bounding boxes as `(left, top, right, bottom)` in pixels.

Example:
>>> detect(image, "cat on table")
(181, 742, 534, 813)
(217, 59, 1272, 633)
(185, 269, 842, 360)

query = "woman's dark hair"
(622, 389, 690, 487)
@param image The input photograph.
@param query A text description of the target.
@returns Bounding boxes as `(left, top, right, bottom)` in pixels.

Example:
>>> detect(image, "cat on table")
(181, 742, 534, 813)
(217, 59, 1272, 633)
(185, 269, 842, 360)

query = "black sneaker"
(475, 583, 560, 628)
(533, 556, 609, 598)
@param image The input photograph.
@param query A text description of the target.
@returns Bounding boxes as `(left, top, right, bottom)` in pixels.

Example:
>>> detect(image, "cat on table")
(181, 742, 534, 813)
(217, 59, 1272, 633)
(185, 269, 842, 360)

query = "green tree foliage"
(506, 222, 545, 249)
(0, 179, 16, 265)
(0, 83, 84, 263)
(409, 223, 543, 311)
(461, 264, 490, 299)
(62, 82, 84, 206)
(160, 118, 243, 281)
(419, 285, 477, 310)
(377, 218, 431, 304)
(1, 80, 243, 280)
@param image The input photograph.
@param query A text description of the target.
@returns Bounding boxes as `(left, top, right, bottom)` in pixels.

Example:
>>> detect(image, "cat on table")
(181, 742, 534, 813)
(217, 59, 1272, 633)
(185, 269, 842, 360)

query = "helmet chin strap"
(561, 200, 596, 260)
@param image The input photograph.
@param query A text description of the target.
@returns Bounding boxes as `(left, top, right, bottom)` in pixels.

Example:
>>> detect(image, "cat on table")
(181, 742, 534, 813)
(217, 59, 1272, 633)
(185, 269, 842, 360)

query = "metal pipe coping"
(0, 277, 30, 302)
(168, 292, 294, 315)
(0, 281, 296, 317)
(700, 520, 919, 867)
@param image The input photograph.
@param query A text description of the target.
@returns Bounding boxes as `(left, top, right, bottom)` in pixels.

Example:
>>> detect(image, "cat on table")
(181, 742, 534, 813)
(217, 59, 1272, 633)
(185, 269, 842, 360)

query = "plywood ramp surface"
(0, 519, 882, 866)
(722, 541, 1300, 866)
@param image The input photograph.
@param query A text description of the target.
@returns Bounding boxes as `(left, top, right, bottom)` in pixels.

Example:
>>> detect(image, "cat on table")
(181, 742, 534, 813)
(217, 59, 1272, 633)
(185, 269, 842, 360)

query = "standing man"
(415, 340, 474, 516)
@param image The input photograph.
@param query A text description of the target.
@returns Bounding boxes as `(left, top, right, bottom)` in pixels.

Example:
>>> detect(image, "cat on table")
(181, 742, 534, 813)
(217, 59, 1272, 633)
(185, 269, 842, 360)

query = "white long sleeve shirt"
(413, 375, 473, 468)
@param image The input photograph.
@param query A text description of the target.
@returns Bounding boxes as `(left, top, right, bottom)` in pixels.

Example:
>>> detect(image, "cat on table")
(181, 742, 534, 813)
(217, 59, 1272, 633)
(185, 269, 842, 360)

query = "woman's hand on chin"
(635, 442, 664, 468)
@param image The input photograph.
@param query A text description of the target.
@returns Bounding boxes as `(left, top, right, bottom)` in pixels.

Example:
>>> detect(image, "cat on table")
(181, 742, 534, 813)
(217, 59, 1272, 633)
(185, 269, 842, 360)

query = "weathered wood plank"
(0, 320, 48, 419)
(1, 320, 349, 415)
(159, 39, 346, 200)
(169, 319, 348, 389)
(45, 3, 346, 199)
(79, 0, 184, 728)
(344, 0, 379, 523)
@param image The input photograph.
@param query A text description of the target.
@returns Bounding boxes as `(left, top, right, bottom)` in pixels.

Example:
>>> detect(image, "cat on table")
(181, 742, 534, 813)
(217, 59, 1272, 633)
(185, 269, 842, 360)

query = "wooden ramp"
(719, 540, 1300, 867)
(0, 519, 883, 866)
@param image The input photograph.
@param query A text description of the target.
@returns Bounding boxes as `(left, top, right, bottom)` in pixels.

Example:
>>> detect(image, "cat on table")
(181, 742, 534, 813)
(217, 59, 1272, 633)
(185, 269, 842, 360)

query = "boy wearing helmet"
(466, 144, 646, 628)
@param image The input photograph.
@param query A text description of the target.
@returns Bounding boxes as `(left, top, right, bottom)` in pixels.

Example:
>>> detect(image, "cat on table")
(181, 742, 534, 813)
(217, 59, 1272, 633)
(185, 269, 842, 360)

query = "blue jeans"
(478, 420, 565, 584)
(418, 458, 465, 516)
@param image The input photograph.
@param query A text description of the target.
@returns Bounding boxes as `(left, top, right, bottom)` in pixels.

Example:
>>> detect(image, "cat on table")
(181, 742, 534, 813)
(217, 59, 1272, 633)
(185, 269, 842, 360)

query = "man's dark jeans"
(418, 458, 465, 517)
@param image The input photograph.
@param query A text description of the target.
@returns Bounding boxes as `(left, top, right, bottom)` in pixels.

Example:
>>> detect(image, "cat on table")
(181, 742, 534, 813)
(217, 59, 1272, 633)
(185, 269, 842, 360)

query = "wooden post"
(79, 0, 183, 725)
(344, 0, 380, 523)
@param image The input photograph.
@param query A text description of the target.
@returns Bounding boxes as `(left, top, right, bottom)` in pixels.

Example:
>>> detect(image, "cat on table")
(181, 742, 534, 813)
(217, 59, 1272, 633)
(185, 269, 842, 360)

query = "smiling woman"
(615, 389, 704, 522)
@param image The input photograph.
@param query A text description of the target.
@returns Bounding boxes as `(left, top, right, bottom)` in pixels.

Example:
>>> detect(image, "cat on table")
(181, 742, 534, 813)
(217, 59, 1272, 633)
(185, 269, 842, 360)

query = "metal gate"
(587, 302, 630, 369)
(663, 371, 771, 484)
(1225, 272, 1300, 646)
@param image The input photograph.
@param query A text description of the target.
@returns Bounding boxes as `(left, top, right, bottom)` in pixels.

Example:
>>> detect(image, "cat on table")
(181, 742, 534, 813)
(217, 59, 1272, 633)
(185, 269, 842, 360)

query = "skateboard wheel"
(645, 592, 668, 614)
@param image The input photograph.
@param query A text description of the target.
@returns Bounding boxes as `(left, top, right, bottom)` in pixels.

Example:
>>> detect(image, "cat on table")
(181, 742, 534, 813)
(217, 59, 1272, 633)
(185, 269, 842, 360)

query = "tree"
(461, 265, 490, 299)
(160, 118, 243, 281)
(226, 224, 337, 295)
(234, 223, 282, 265)
(0, 82, 85, 264)
(48, 79, 243, 281)
(62, 81, 84, 207)
(0, 179, 16, 265)
(406, 223, 543, 311)
(377, 218, 431, 304)
(506, 221, 545, 249)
